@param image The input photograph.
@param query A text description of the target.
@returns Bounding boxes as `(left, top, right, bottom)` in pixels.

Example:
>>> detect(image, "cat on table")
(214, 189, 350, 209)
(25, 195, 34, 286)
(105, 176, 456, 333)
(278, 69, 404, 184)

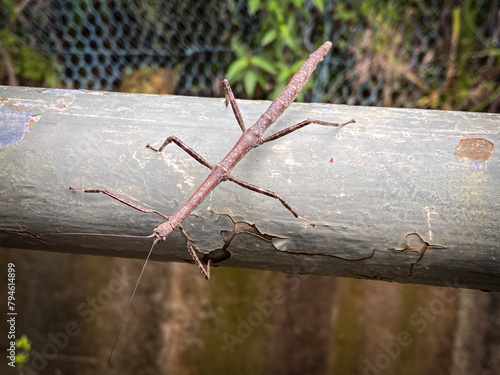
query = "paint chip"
(454, 138, 494, 161)
(390, 233, 446, 276)
(454, 138, 494, 172)
(0, 103, 41, 148)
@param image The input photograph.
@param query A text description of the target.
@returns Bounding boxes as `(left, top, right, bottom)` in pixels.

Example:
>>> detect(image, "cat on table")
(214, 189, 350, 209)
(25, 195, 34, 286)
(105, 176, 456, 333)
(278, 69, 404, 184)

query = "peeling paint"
(390, 233, 446, 276)
(454, 138, 494, 171)
(276, 245, 375, 262)
(40, 88, 104, 96)
(202, 211, 283, 264)
(0, 96, 74, 150)
(216, 211, 282, 244)
(272, 238, 295, 251)
(0, 102, 41, 148)
(209, 217, 374, 264)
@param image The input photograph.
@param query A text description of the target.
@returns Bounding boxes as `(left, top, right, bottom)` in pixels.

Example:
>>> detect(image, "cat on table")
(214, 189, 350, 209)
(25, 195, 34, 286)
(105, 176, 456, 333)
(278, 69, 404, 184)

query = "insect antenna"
(44, 232, 155, 239)
(105, 237, 159, 374)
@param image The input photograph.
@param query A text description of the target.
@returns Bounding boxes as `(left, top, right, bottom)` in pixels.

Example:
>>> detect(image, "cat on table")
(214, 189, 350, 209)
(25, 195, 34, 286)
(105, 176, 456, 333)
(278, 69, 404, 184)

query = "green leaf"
(231, 41, 248, 58)
(261, 30, 277, 46)
(250, 56, 277, 75)
(1, 0, 17, 18)
(15, 335, 31, 350)
(334, 3, 356, 22)
(273, 0, 284, 24)
(281, 16, 298, 50)
(225, 58, 249, 81)
(16, 352, 29, 365)
(243, 70, 259, 97)
(470, 48, 500, 58)
(247, 0, 261, 15)
(311, 0, 325, 13)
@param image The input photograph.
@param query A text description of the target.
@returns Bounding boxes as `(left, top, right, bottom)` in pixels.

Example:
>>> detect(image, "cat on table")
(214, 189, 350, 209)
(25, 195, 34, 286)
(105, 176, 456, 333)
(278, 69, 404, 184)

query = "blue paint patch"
(0, 103, 41, 148)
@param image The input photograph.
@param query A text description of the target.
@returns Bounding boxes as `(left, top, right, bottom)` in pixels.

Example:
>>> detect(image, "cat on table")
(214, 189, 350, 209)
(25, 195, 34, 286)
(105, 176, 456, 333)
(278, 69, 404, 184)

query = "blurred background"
(1, 1, 499, 374)
(2, 0, 500, 110)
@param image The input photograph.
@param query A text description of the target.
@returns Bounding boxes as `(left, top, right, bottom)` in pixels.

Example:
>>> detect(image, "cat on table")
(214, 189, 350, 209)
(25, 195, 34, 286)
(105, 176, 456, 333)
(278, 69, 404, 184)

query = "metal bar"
(0, 86, 499, 290)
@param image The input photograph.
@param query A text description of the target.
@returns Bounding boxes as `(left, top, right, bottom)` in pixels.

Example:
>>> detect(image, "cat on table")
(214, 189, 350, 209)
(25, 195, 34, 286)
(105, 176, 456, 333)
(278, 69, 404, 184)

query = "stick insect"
(70, 41, 354, 371)
(71, 40, 353, 279)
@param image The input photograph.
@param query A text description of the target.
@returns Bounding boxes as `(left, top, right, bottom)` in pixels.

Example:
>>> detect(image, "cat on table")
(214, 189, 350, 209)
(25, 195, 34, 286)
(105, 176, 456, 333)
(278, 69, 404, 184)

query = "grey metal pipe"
(0, 86, 499, 290)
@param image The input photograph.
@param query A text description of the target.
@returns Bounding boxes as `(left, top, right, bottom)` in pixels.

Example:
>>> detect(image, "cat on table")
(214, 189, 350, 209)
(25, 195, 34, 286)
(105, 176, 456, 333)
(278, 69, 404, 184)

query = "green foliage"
(226, 0, 325, 100)
(417, 2, 500, 111)
(0, 3, 60, 87)
(15, 334, 31, 373)
(1, 0, 16, 17)
(333, 0, 499, 111)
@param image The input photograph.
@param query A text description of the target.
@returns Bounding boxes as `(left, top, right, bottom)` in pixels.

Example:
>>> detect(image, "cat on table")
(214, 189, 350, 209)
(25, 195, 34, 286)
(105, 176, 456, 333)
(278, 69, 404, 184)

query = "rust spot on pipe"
(454, 138, 494, 171)
(454, 138, 494, 160)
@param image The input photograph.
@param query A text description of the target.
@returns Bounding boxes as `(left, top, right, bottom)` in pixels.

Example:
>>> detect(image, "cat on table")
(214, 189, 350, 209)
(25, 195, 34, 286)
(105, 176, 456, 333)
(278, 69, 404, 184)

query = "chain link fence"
(14, 0, 500, 111)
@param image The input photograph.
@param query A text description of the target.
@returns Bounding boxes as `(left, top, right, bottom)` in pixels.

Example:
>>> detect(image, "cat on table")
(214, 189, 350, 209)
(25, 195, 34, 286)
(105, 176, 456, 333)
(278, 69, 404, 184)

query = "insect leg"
(226, 176, 314, 227)
(146, 135, 213, 169)
(69, 188, 170, 220)
(260, 118, 355, 144)
(179, 225, 211, 279)
(223, 79, 246, 132)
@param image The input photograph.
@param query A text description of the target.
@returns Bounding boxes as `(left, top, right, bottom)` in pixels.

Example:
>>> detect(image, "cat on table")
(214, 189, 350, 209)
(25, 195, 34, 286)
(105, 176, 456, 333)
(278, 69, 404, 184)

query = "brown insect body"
(74, 41, 354, 279)
(72, 41, 356, 373)
(153, 42, 336, 245)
